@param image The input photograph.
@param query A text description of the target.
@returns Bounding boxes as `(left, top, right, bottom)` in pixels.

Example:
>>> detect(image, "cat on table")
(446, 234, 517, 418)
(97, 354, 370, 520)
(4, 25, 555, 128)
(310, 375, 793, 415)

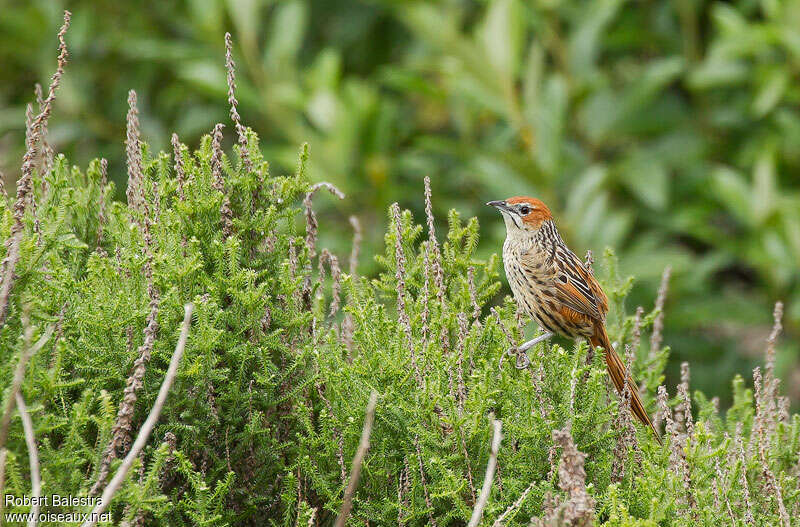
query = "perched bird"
(488, 196, 660, 443)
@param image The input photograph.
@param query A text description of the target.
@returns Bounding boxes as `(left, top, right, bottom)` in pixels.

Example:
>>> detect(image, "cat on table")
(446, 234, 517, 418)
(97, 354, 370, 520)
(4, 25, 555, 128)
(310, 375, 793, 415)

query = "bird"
(487, 196, 661, 443)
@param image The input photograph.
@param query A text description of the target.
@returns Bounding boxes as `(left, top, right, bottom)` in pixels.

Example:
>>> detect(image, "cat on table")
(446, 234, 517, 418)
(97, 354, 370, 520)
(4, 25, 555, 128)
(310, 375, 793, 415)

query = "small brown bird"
(488, 196, 660, 443)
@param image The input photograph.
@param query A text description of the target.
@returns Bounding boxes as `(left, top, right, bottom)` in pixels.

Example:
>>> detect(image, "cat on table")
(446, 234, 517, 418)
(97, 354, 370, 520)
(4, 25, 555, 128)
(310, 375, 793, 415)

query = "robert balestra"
(5, 494, 104, 507)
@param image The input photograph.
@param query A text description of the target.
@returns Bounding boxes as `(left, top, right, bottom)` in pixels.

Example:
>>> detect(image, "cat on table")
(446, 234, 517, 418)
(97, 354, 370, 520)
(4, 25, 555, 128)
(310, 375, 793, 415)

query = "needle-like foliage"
(0, 25, 798, 527)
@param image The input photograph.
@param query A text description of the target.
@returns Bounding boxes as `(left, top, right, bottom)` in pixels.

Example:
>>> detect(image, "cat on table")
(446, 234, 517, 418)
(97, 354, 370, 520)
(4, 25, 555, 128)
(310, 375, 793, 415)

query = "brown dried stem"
(423, 176, 445, 305)
(91, 296, 160, 496)
(612, 344, 639, 483)
(210, 123, 233, 239)
(658, 384, 696, 516)
(91, 173, 161, 496)
(0, 11, 71, 328)
(303, 182, 346, 258)
(649, 266, 671, 356)
(492, 481, 534, 527)
(551, 423, 595, 526)
(24, 102, 43, 243)
(414, 436, 439, 527)
(34, 84, 54, 173)
(316, 383, 347, 485)
(391, 203, 423, 389)
(677, 362, 693, 438)
(0, 323, 54, 521)
(735, 424, 755, 526)
(15, 393, 42, 527)
(171, 134, 187, 202)
(763, 301, 783, 439)
(455, 313, 469, 413)
(125, 90, 144, 212)
(83, 304, 193, 527)
(467, 419, 502, 527)
(302, 182, 345, 310)
(397, 460, 410, 526)
(318, 249, 342, 316)
(753, 368, 790, 525)
(224, 32, 252, 172)
(467, 266, 480, 324)
(0, 323, 55, 451)
(96, 159, 109, 249)
(333, 390, 378, 527)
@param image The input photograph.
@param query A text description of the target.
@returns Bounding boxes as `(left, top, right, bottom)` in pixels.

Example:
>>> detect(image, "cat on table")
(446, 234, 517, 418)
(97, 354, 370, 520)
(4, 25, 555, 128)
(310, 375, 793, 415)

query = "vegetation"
(3, 0, 800, 404)
(1, 5, 798, 527)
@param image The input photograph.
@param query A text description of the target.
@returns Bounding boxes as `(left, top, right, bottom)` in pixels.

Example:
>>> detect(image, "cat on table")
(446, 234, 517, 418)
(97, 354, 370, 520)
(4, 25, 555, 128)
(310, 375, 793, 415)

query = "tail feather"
(590, 323, 662, 445)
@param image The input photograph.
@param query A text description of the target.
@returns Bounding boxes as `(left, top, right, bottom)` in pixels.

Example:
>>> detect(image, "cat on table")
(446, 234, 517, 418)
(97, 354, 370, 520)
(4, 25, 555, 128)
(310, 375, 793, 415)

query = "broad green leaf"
(478, 0, 523, 81)
(264, 0, 307, 67)
(752, 68, 787, 117)
(752, 147, 776, 223)
(712, 166, 751, 224)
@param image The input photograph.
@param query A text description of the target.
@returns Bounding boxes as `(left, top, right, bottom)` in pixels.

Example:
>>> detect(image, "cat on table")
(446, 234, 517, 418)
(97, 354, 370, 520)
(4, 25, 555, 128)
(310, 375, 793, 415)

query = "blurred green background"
(1, 0, 798, 406)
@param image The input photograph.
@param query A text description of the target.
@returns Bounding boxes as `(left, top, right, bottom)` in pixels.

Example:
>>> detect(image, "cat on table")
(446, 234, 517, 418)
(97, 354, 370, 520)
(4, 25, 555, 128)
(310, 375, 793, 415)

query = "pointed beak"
(486, 200, 509, 212)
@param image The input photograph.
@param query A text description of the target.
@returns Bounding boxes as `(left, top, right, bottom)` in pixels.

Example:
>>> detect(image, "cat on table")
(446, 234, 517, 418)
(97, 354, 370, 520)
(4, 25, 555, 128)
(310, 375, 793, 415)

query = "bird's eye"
(520, 206, 531, 215)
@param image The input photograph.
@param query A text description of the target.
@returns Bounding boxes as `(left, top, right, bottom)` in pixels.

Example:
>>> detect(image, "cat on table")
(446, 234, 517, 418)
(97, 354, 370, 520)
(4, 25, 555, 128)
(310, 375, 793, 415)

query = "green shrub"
(4, 2, 800, 407)
(1, 116, 798, 526)
(1, 14, 798, 527)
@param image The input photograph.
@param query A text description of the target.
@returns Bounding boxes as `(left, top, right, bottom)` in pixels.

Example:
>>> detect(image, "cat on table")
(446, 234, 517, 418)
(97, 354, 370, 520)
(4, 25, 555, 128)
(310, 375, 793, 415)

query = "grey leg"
(517, 331, 553, 352)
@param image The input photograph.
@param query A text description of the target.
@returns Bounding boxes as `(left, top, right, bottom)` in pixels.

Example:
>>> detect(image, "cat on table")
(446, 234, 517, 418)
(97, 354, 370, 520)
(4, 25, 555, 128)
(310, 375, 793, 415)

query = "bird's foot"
(504, 332, 554, 369)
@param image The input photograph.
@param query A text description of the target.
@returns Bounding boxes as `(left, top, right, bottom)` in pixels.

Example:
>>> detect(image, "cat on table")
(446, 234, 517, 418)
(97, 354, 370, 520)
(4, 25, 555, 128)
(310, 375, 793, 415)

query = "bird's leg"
(504, 331, 554, 369)
(517, 331, 553, 353)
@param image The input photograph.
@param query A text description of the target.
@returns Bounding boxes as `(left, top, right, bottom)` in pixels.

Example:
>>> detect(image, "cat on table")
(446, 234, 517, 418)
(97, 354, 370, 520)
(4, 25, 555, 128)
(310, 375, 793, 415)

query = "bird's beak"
(486, 200, 509, 212)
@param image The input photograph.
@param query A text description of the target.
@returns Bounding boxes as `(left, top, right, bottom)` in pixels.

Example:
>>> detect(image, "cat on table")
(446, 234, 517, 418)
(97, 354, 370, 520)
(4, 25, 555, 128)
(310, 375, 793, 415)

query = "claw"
(500, 332, 553, 371)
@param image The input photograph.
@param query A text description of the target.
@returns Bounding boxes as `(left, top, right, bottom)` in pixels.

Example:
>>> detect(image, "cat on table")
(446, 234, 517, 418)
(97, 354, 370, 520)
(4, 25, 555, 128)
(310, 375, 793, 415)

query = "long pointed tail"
(589, 323, 662, 445)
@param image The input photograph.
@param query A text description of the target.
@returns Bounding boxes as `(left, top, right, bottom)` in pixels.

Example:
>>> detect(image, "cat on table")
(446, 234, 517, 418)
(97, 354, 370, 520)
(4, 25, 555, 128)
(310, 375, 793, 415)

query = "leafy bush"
(1, 12, 798, 527)
(3, 0, 799, 407)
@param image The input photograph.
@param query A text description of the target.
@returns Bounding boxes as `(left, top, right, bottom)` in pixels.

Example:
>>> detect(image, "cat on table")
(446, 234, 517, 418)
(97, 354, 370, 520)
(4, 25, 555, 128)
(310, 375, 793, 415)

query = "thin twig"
(302, 182, 345, 311)
(0, 450, 6, 515)
(334, 391, 378, 527)
(210, 123, 233, 239)
(171, 134, 186, 202)
(82, 304, 194, 527)
(423, 176, 444, 306)
(735, 424, 755, 526)
(391, 203, 423, 388)
(96, 159, 108, 250)
(0, 325, 55, 449)
(15, 394, 41, 527)
(467, 419, 502, 527)
(34, 83, 53, 173)
(0, 324, 53, 521)
(763, 301, 783, 441)
(303, 182, 346, 258)
(0, 11, 70, 328)
(492, 481, 534, 527)
(224, 32, 252, 172)
(649, 266, 671, 356)
(414, 436, 438, 527)
(125, 90, 144, 213)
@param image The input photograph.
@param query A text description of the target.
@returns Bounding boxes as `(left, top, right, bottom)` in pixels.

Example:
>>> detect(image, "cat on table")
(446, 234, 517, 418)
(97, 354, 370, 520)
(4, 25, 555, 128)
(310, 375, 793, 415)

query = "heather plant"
(0, 13, 799, 527)
(4, 2, 800, 408)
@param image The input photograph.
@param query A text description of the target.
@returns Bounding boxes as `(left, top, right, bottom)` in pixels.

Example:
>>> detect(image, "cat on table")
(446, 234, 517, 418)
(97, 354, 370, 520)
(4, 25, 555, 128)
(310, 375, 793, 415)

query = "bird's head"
(486, 196, 552, 235)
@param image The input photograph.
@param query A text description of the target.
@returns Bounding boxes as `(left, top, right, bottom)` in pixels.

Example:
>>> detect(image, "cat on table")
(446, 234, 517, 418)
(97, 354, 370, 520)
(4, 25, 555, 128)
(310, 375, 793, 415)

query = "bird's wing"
(522, 246, 607, 321)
